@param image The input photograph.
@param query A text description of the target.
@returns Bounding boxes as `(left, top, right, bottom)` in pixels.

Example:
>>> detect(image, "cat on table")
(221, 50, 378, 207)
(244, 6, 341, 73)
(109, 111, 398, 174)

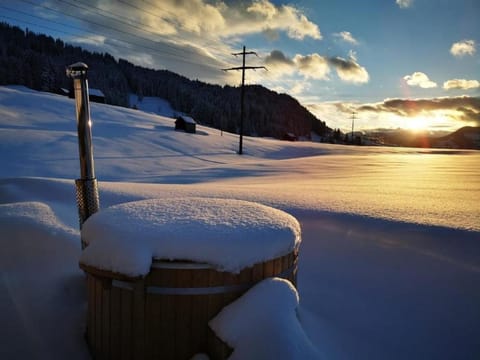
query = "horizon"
(1, 0, 479, 132)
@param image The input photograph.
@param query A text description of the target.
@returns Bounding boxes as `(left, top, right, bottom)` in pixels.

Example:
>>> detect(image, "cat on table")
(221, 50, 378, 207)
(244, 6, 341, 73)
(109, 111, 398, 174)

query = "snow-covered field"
(1, 86, 479, 359)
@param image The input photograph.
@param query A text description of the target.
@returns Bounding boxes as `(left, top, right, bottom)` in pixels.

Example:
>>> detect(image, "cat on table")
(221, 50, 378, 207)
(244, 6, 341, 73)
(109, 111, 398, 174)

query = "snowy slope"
(128, 93, 176, 118)
(1, 86, 479, 360)
(1, 86, 478, 230)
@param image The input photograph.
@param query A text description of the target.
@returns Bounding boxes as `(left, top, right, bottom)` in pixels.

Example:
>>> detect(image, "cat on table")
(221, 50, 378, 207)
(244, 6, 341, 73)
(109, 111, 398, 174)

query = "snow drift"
(1, 86, 479, 359)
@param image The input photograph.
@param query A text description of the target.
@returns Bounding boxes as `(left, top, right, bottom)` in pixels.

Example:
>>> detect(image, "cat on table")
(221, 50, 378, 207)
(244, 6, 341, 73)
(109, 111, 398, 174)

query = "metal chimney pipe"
(67, 62, 100, 247)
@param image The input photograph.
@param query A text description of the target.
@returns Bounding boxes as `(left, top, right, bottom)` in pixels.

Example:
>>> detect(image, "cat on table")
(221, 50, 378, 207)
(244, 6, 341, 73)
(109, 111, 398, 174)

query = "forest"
(0, 22, 330, 140)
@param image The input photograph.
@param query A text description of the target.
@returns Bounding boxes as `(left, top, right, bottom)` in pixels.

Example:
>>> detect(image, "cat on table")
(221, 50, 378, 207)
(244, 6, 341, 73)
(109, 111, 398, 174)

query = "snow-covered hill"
(435, 126, 480, 149)
(128, 93, 176, 118)
(1, 86, 479, 360)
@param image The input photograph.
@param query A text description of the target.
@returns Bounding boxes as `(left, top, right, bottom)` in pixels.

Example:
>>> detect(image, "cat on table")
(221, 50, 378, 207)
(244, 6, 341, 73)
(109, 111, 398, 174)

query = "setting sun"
(406, 115, 431, 131)
(376, 110, 458, 134)
(404, 111, 457, 132)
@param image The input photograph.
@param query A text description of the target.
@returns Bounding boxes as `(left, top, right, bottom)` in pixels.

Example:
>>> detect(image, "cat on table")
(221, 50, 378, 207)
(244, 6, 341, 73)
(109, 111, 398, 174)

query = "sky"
(1, 0, 479, 132)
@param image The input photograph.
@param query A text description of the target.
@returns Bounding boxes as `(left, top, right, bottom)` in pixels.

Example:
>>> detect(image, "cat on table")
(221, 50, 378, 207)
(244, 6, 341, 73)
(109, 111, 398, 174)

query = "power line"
(119, 0, 231, 55)
(139, 0, 180, 19)
(0, 14, 80, 38)
(117, 0, 164, 18)
(53, 0, 211, 60)
(55, 0, 163, 36)
(56, 0, 209, 59)
(9, 0, 220, 70)
(223, 46, 267, 155)
(1, 13, 217, 75)
(0, 6, 101, 38)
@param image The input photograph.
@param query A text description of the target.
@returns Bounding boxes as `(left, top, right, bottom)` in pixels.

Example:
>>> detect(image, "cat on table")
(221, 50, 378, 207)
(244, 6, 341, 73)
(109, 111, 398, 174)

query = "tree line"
(0, 22, 330, 140)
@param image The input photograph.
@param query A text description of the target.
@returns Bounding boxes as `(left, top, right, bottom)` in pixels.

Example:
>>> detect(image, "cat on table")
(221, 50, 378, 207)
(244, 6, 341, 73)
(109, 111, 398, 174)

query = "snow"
(80, 198, 300, 276)
(178, 115, 197, 124)
(128, 93, 175, 117)
(210, 277, 321, 360)
(1, 85, 479, 359)
(89, 88, 104, 97)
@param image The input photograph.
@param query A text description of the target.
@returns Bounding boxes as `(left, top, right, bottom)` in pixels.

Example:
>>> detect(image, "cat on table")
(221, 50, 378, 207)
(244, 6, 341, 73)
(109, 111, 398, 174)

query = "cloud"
(443, 79, 480, 90)
(243, 0, 322, 40)
(71, 35, 107, 47)
(290, 82, 310, 95)
(308, 96, 480, 132)
(90, 0, 322, 41)
(293, 54, 330, 80)
(262, 27, 280, 41)
(44, 0, 322, 85)
(265, 50, 295, 66)
(333, 31, 359, 45)
(264, 51, 330, 80)
(264, 50, 296, 76)
(403, 72, 437, 88)
(396, 0, 413, 8)
(355, 96, 480, 126)
(264, 50, 370, 84)
(328, 56, 369, 83)
(289, 13, 321, 40)
(450, 40, 476, 57)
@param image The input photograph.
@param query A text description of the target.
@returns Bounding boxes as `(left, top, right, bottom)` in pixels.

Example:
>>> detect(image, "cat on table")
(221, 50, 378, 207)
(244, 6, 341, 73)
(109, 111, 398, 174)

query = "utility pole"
(223, 46, 266, 154)
(351, 111, 356, 144)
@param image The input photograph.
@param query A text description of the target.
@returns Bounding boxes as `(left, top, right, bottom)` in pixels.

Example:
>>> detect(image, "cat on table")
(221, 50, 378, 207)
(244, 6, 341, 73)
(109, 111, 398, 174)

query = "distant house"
(88, 88, 106, 104)
(175, 115, 196, 134)
(282, 132, 297, 141)
(58, 88, 70, 96)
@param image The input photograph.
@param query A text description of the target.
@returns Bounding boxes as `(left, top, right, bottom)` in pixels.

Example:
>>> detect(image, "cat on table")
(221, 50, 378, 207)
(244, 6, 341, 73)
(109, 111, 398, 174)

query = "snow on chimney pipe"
(67, 62, 100, 247)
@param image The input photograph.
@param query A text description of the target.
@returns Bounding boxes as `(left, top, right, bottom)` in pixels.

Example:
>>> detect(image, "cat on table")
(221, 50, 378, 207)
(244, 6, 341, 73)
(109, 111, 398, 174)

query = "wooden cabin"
(282, 132, 298, 141)
(88, 88, 106, 104)
(175, 115, 197, 133)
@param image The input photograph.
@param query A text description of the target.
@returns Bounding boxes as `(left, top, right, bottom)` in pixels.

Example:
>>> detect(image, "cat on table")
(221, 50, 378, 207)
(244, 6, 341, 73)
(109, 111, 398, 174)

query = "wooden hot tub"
(79, 198, 301, 360)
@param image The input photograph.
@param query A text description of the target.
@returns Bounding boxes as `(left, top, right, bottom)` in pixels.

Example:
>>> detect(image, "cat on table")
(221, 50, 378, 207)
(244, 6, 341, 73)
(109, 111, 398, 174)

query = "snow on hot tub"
(80, 197, 301, 277)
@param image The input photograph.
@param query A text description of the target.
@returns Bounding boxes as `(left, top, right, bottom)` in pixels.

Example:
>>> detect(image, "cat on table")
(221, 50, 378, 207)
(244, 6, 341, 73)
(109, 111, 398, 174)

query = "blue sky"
(1, 0, 479, 132)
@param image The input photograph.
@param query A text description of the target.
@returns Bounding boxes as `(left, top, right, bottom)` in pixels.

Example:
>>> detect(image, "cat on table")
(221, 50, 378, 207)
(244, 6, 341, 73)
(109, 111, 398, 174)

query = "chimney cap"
(67, 62, 88, 78)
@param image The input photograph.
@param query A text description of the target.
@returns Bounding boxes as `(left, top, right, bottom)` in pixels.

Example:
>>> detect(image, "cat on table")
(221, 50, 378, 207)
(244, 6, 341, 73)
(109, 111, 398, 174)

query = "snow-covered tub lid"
(80, 197, 301, 277)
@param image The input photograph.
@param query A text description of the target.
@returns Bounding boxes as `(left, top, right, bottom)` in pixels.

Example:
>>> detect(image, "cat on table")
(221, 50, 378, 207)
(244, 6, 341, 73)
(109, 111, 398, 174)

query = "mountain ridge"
(367, 126, 480, 149)
(0, 22, 329, 140)
(0, 22, 476, 149)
